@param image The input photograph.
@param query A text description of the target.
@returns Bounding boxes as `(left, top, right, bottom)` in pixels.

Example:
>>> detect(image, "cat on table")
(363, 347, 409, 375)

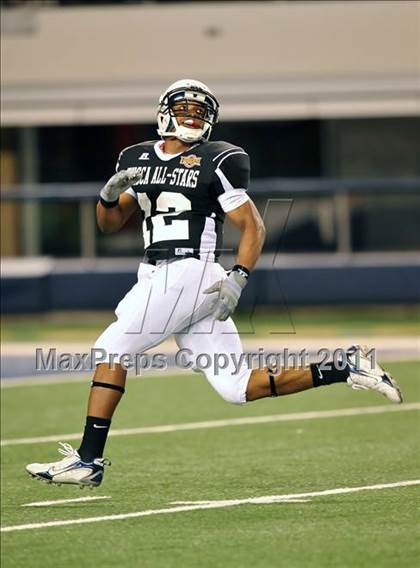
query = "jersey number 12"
(137, 191, 192, 247)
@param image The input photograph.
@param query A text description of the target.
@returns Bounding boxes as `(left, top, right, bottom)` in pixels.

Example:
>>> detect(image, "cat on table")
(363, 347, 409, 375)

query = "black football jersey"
(116, 140, 250, 262)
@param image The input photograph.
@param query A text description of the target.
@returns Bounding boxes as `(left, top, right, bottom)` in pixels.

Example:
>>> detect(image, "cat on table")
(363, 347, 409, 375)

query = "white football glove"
(204, 269, 248, 321)
(100, 168, 143, 203)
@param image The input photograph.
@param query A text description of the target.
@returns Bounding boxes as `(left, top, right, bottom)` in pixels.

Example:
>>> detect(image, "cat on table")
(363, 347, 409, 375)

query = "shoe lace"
(58, 442, 111, 466)
(58, 442, 78, 458)
(94, 457, 112, 467)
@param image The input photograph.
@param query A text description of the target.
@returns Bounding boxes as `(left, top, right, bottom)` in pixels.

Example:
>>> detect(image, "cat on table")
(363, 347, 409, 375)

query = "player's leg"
(246, 363, 346, 400)
(26, 365, 129, 488)
(176, 314, 402, 405)
(51, 266, 167, 479)
(87, 363, 127, 418)
(26, 259, 218, 486)
(175, 313, 343, 404)
(245, 366, 313, 400)
(26, 265, 159, 487)
(26, 315, 137, 486)
(175, 315, 252, 404)
(76, 363, 127, 465)
(77, 258, 228, 465)
(246, 345, 402, 403)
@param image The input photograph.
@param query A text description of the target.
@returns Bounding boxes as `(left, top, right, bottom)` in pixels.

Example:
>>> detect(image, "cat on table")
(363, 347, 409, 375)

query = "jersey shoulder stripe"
(216, 150, 247, 169)
(201, 140, 244, 157)
(206, 141, 248, 169)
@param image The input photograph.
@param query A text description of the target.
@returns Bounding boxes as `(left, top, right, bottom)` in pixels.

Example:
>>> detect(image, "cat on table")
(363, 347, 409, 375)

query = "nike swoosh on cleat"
(381, 375, 394, 387)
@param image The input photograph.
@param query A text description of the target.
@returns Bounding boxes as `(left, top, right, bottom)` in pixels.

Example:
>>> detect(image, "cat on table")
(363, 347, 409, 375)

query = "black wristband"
(231, 265, 250, 280)
(99, 196, 119, 209)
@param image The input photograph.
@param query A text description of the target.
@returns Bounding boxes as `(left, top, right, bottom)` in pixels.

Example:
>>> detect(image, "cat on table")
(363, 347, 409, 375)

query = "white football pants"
(94, 258, 252, 404)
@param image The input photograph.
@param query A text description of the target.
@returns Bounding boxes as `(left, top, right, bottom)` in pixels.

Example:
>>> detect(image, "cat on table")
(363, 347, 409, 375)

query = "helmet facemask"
(157, 84, 219, 143)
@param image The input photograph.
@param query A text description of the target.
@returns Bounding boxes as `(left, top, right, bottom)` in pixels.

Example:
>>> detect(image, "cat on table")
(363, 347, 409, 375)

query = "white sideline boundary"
(2, 403, 419, 447)
(2, 480, 419, 533)
(22, 496, 111, 507)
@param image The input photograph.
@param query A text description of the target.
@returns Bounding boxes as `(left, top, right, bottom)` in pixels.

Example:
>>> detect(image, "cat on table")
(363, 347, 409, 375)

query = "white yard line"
(2, 403, 419, 447)
(0, 368, 189, 389)
(3, 480, 419, 533)
(22, 496, 111, 507)
(2, 336, 419, 357)
(170, 499, 311, 504)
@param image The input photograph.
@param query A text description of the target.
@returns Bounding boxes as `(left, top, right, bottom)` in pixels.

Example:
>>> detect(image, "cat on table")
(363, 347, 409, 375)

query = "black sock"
(310, 361, 350, 388)
(78, 416, 111, 462)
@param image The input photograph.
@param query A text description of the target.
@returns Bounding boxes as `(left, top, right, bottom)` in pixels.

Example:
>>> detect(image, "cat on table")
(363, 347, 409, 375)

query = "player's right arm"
(97, 191, 138, 233)
(96, 158, 143, 233)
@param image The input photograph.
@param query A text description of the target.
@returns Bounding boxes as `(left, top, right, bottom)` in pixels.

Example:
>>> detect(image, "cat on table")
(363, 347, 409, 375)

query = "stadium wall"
(2, 1, 419, 124)
(2, 261, 419, 313)
(4, 1, 418, 83)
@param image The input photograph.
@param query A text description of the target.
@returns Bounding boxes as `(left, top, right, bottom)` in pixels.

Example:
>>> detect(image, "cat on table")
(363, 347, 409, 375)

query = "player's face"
(172, 100, 206, 129)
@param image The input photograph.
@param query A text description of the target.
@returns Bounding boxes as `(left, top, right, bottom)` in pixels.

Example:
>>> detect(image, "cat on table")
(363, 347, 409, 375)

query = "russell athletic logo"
(180, 155, 202, 168)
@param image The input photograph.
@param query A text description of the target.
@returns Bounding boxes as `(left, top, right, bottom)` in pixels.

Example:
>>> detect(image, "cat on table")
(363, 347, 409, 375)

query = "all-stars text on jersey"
(134, 166, 200, 189)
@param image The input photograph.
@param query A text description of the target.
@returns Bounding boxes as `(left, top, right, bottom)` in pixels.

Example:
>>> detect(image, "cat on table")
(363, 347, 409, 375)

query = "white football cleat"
(26, 442, 110, 487)
(346, 345, 403, 403)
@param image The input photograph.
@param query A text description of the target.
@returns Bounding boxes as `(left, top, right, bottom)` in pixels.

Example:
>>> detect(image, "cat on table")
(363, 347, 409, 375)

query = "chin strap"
(158, 113, 209, 143)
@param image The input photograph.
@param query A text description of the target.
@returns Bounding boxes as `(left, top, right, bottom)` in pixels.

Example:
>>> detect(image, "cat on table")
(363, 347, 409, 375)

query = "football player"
(26, 79, 402, 487)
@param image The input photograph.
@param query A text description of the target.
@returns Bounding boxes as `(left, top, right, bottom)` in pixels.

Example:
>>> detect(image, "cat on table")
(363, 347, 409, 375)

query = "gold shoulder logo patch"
(180, 155, 202, 168)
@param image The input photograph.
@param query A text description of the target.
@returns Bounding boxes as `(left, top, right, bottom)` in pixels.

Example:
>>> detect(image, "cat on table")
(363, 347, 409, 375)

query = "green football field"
(2, 304, 420, 341)
(1, 361, 420, 568)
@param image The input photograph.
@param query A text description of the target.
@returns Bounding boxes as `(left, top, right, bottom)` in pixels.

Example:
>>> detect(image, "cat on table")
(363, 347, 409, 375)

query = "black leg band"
(268, 370, 279, 397)
(91, 380, 125, 394)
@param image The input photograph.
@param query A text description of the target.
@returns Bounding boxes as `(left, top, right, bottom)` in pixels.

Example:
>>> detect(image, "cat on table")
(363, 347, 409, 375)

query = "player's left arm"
(204, 199, 265, 321)
(214, 147, 265, 270)
(204, 148, 265, 321)
(226, 198, 266, 271)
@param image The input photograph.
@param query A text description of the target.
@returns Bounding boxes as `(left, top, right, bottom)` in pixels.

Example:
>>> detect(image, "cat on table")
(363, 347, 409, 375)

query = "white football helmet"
(157, 79, 219, 143)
